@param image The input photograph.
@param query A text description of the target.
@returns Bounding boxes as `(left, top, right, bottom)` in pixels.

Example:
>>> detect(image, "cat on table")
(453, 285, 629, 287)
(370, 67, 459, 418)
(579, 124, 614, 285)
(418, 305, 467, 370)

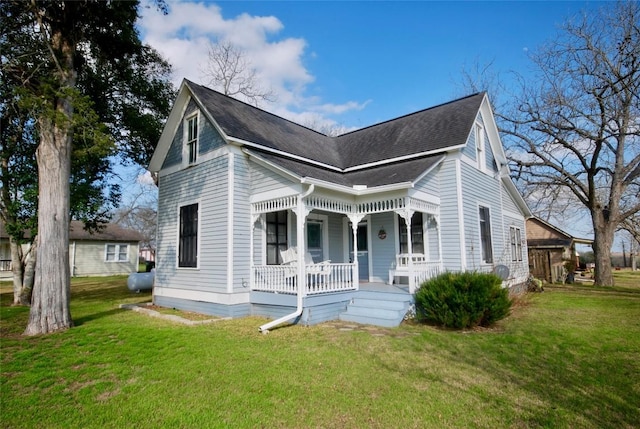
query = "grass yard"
(1, 273, 639, 428)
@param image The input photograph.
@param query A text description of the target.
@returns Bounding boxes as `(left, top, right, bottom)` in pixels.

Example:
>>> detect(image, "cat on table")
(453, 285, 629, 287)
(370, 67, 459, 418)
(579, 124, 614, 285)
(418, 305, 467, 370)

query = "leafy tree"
(0, 1, 174, 335)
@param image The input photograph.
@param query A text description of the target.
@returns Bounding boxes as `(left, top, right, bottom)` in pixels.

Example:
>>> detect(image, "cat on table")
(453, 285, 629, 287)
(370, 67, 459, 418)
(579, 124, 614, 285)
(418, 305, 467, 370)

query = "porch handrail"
(412, 261, 444, 288)
(252, 262, 356, 295)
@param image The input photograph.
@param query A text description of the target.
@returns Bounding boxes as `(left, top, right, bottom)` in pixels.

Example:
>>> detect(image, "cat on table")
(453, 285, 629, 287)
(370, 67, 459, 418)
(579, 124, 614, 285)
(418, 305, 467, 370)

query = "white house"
(148, 80, 531, 330)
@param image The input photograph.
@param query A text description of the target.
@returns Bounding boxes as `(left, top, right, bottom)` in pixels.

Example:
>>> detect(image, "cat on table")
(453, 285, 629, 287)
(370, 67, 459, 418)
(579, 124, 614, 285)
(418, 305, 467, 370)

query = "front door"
(349, 221, 369, 281)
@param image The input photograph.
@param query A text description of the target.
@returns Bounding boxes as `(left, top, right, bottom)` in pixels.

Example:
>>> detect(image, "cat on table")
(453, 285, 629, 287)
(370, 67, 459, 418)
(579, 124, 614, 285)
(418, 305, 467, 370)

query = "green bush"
(414, 271, 512, 329)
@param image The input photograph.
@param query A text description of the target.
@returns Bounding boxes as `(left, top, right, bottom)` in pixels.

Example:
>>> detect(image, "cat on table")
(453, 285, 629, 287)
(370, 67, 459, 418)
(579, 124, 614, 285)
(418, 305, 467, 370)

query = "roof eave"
(301, 176, 414, 196)
(232, 137, 342, 172)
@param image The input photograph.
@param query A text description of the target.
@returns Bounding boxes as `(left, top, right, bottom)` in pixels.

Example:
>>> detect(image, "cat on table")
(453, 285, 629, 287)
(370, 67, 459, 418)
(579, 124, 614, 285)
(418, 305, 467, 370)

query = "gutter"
(259, 184, 315, 333)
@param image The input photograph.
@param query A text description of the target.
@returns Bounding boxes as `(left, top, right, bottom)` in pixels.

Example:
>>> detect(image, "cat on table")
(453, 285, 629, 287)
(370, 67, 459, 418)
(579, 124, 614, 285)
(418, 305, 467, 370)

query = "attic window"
(186, 114, 198, 165)
(475, 122, 485, 171)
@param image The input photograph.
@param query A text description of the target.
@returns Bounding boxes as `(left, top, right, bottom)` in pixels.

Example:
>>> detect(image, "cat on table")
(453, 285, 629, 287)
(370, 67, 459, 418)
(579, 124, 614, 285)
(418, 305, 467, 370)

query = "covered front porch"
(249, 185, 444, 303)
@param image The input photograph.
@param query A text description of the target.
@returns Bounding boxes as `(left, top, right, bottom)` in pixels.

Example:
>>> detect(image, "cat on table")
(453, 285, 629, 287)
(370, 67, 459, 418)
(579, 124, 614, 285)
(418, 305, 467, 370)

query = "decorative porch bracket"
(395, 208, 416, 293)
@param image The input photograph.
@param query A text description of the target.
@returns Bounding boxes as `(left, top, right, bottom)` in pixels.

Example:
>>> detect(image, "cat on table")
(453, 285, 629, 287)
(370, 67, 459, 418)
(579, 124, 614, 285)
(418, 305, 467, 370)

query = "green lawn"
(1, 273, 639, 428)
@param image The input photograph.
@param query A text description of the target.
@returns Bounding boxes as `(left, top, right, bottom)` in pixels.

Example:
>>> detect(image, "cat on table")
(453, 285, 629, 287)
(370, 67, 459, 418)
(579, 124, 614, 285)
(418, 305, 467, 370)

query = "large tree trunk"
(592, 210, 615, 286)
(24, 23, 76, 335)
(24, 114, 73, 335)
(10, 238, 24, 305)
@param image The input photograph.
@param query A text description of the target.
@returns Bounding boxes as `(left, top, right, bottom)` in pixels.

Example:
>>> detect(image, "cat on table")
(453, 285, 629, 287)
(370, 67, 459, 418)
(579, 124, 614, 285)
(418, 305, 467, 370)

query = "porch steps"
(339, 290, 412, 328)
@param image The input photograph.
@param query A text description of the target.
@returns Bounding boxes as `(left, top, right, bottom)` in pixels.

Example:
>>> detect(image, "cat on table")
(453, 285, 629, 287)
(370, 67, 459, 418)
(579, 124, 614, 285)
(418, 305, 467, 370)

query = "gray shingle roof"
(186, 80, 484, 186)
(68, 221, 144, 242)
(335, 93, 484, 167)
(0, 221, 143, 242)
(252, 150, 445, 188)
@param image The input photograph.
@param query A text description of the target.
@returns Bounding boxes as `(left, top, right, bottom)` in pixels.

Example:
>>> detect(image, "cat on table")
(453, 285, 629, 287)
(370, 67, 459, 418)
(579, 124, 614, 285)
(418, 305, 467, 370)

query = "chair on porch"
(280, 247, 332, 288)
(388, 253, 427, 284)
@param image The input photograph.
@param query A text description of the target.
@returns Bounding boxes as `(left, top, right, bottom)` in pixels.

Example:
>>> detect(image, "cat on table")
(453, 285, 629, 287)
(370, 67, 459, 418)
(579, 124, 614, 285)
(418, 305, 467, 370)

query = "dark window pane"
(266, 210, 288, 265)
(398, 213, 424, 254)
(479, 206, 493, 263)
(179, 203, 198, 267)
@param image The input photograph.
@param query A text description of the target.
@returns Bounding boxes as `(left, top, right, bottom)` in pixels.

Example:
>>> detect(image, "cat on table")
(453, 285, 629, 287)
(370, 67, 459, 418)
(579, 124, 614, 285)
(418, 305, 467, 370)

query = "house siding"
(327, 212, 346, 263)
(233, 153, 252, 289)
(155, 155, 229, 293)
(501, 185, 521, 215)
(163, 120, 183, 169)
(162, 99, 227, 169)
(250, 161, 298, 195)
(70, 241, 139, 276)
(460, 161, 504, 270)
(438, 158, 464, 271)
(370, 211, 396, 282)
(461, 113, 498, 174)
(413, 168, 440, 197)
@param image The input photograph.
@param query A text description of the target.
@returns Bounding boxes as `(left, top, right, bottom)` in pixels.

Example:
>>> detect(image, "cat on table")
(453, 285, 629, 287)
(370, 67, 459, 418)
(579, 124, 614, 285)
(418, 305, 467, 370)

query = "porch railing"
(412, 260, 444, 287)
(252, 263, 357, 295)
(0, 260, 11, 271)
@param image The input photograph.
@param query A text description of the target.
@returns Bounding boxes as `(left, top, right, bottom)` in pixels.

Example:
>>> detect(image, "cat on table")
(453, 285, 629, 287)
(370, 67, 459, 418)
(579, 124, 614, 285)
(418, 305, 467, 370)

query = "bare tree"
(200, 41, 276, 106)
(302, 118, 351, 137)
(500, 2, 640, 286)
(113, 185, 158, 261)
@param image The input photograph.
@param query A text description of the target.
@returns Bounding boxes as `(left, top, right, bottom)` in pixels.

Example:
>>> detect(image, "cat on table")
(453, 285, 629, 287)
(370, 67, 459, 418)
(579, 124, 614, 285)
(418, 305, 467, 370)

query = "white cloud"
(137, 0, 364, 130)
(137, 170, 156, 186)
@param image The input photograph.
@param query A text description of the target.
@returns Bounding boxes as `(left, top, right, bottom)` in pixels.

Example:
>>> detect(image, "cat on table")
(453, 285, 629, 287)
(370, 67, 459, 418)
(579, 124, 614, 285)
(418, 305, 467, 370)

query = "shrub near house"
(414, 271, 512, 329)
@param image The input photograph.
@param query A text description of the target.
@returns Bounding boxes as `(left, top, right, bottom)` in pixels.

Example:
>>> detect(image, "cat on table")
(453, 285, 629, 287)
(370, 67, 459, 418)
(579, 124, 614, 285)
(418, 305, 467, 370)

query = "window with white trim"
(510, 226, 523, 262)
(475, 122, 485, 171)
(479, 206, 493, 263)
(179, 203, 199, 268)
(186, 114, 198, 165)
(105, 244, 129, 262)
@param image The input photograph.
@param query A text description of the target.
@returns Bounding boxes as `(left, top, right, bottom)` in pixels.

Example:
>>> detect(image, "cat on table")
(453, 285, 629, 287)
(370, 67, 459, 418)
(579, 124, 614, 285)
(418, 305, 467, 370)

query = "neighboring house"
(139, 247, 156, 263)
(0, 221, 143, 278)
(526, 217, 593, 283)
(148, 79, 532, 329)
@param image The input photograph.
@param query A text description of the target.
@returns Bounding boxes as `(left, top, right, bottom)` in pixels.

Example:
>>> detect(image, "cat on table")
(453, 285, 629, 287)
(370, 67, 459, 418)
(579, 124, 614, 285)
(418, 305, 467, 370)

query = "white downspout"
(259, 184, 314, 333)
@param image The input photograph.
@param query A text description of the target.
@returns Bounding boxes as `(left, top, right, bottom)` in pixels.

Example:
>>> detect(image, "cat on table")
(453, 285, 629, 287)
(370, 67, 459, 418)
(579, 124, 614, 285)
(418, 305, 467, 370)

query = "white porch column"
(293, 186, 314, 298)
(435, 214, 443, 273)
(397, 209, 415, 293)
(347, 214, 365, 291)
(249, 213, 261, 289)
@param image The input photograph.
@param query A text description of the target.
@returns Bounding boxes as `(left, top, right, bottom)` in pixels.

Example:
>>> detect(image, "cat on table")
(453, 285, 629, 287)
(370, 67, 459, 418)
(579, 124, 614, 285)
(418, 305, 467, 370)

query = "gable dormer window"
(475, 122, 485, 171)
(186, 114, 198, 165)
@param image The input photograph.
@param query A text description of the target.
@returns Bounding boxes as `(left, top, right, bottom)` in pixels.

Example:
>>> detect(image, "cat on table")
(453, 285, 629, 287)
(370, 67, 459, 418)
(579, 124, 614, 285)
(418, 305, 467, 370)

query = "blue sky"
(132, 0, 608, 246)
(139, 1, 603, 131)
